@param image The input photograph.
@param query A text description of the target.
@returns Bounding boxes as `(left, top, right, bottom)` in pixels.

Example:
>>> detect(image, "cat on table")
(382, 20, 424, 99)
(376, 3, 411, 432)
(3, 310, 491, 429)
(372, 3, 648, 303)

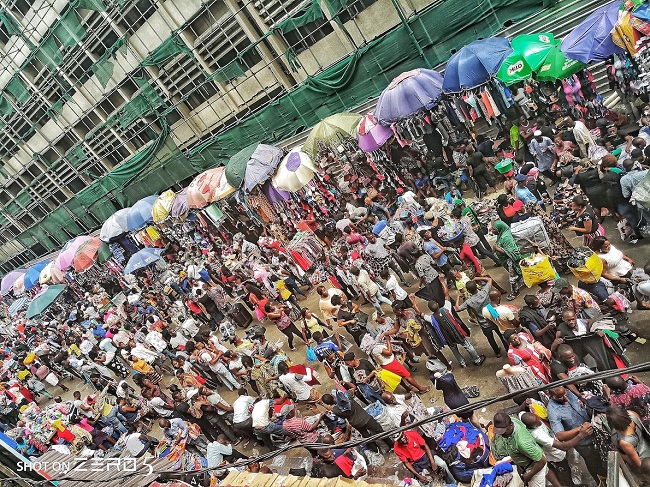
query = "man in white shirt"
(124, 429, 157, 458)
(232, 389, 256, 441)
(381, 269, 409, 308)
(251, 399, 287, 449)
(278, 362, 318, 403)
(196, 343, 240, 391)
(181, 315, 200, 340)
(206, 434, 247, 468)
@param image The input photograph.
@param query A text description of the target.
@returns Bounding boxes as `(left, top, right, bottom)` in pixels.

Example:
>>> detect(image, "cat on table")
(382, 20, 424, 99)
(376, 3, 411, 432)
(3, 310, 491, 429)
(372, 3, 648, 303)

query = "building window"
(117, 0, 158, 35)
(157, 52, 219, 111)
(337, 0, 379, 23)
(86, 125, 131, 168)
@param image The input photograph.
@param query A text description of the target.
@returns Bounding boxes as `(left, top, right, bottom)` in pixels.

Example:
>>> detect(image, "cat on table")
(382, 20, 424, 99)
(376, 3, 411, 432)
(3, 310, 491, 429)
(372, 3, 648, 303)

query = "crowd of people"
(1, 102, 650, 487)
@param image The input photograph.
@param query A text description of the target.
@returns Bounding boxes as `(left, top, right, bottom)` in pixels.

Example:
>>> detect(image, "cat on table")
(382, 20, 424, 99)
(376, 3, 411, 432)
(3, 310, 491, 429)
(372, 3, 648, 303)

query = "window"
(86, 124, 131, 168)
(9, 0, 30, 17)
(116, 119, 155, 150)
(117, 0, 158, 35)
(158, 53, 219, 111)
(337, 0, 379, 23)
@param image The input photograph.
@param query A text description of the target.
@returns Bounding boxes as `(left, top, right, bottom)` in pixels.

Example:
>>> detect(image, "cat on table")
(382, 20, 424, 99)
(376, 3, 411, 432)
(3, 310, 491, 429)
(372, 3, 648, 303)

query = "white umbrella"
(100, 208, 130, 242)
(272, 149, 318, 192)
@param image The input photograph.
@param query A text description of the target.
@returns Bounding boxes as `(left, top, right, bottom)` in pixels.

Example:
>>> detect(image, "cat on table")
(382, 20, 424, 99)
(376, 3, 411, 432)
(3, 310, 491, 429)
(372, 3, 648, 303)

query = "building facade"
(0, 0, 610, 273)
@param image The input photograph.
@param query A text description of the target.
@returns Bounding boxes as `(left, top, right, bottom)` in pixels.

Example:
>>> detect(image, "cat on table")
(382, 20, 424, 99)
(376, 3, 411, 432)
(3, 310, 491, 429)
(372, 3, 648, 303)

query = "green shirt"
(491, 417, 544, 467)
(510, 125, 522, 150)
(461, 206, 480, 229)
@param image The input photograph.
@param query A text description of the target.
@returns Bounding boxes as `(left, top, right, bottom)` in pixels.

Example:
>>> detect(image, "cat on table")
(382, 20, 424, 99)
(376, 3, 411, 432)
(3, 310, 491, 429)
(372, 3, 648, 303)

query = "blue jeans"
(617, 200, 640, 232)
(358, 383, 385, 404)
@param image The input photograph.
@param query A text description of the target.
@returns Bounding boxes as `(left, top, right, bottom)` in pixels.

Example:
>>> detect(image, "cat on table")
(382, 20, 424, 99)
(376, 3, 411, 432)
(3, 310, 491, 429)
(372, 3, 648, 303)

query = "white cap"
(533, 130, 542, 136)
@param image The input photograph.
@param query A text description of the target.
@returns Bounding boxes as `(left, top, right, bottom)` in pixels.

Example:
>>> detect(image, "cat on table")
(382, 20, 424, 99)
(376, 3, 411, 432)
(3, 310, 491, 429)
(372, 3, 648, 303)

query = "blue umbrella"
(126, 195, 158, 231)
(561, 1, 625, 63)
(124, 248, 164, 275)
(23, 261, 51, 290)
(375, 69, 444, 124)
(442, 37, 513, 93)
(8, 297, 27, 316)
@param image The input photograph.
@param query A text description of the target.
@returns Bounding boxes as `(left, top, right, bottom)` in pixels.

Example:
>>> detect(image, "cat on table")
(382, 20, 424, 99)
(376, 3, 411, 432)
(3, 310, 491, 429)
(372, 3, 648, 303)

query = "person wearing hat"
(490, 411, 548, 487)
(514, 173, 539, 205)
(551, 278, 601, 318)
(529, 130, 556, 182)
(393, 429, 455, 484)
(546, 386, 604, 481)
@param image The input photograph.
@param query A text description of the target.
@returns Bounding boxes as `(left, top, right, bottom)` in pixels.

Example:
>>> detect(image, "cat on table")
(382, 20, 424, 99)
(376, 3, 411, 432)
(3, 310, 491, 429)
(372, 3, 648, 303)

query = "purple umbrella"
(171, 189, 189, 218)
(261, 180, 290, 203)
(561, 1, 625, 63)
(1, 269, 26, 296)
(357, 113, 394, 152)
(375, 69, 444, 125)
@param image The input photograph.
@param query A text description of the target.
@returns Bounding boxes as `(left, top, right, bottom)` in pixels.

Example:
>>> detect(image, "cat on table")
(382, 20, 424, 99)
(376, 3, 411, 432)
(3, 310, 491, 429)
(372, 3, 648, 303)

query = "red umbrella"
(73, 237, 103, 272)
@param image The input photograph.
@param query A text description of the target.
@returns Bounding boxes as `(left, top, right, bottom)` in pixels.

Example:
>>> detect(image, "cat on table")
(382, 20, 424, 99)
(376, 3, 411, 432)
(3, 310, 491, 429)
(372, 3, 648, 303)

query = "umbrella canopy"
(261, 180, 290, 203)
(24, 261, 50, 291)
(152, 190, 177, 223)
(228, 144, 283, 192)
(272, 149, 319, 192)
(443, 37, 513, 93)
(126, 195, 158, 231)
(8, 297, 27, 316)
(39, 262, 56, 284)
(375, 69, 444, 125)
(613, 10, 647, 55)
(187, 167, 235, 209)
(561, 1, 625, 62)
(171, 189, 189, 218)
(124, 248, 165, 275)
(357, 113, 394, 152)
(303, 113, 362, 157)
(1, 269, 26, 295)
(534, 41, 586, 82)
(55, 235, 92, 270)
(98, 242, 113, 265)
(26, 284, 66, 319)
(12, 274, 25, 295)
(496, 33, 555, 85)
(100, 208, 130, 242)
(73, 237, 103, 273)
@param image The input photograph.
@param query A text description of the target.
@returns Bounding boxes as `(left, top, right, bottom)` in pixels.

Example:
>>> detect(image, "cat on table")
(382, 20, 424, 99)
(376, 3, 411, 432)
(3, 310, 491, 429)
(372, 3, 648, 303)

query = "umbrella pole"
(389, 0, 431, 68)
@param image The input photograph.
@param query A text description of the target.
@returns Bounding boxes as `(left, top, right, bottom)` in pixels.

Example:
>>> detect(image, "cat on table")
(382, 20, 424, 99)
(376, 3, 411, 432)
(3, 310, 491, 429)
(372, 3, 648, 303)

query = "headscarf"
(493, 220, 523, 263)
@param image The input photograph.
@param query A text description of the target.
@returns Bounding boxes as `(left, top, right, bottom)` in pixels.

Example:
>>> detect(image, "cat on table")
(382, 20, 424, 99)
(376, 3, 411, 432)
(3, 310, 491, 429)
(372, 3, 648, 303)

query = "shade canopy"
(24, 261, 51, 291)
(98, 242, 113, 265)
(534, 41, 585, 81)
(73, 237, 103, 272)
(261, 180, 291, 203)
(26, 284, 66, 319)
(187, 167, 235, 209)
(303, 113, 362, 157)
(561, 1, 625, 63)
(124, 248, 165, 274)
(1, 269, 26, 295)
(126, 195, 158, 231)
(171, 189, 189, 218)
(100, 208, 130, 242)
(357, 113, 394, 152)
(152, 190, 177, 223)
(272, 149, 319, 192)
(12, 274, 25, 296)
(8, 297, 27, 316)
(443, 37, 513, 93)
(39, 262, 56, 285)
(55, 235, 92, 271)
(375, 69, 444, 124)
(496, 33, 555, 85)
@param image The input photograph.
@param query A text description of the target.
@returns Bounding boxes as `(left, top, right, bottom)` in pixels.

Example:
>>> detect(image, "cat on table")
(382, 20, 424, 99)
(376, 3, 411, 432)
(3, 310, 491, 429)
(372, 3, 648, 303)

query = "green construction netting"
(72, 0, 106, 11)
(117, 77, 165, 128)
(274, 0, 324, 34)
(212, 60, 246, 83)
(0, 10, 21, 36)
(16, 192, 31, 208)
(0, 95, 15, 121)
(66, 145, 87, 168)
(5, 77, 29, 105)
(5, 202, 20, 216)
(141, 34, 191, 67)
(35, 36, 63, 70)
(41, 207, 83, 239)
(53, 10, 86, 49)
(91, 36, 128, 89)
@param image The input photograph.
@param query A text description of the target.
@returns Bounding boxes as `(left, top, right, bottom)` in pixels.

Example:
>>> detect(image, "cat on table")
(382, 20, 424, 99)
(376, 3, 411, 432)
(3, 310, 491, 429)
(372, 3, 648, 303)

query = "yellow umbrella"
(152, 189, 177, 223)
(303, 113, 362, 158)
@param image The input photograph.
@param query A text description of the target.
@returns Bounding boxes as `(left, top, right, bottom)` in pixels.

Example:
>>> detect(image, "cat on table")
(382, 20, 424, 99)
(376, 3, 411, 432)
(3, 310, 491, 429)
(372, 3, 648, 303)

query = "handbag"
(306, 347, 317, 362)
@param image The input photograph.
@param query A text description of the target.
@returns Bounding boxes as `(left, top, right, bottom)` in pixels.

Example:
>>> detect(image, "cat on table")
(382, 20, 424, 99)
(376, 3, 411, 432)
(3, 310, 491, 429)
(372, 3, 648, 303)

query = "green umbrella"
(26, 284, 66, 319)
(303, 113, 362, 158)
(225, 143, 258, 189)
(534, 40, 585, 82)
(98, 242, 112, 265)
(497, 33, 555, 85)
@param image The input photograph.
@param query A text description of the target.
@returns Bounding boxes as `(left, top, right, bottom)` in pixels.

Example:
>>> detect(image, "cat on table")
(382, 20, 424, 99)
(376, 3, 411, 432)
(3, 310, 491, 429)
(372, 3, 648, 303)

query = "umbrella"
(126, 195, 158, 231)
(152, 190, 177, 223)
(24, 261, 50, 291)
(26, 284, 66, 319)
(39, 262, 55, 284)
(374, 69, 444, 124)
(124, 248, 165, 275)
(443, 37, 513, 93)
(1, 269, 26, 295)
(187, 167, 235, 209)
(226, 144, 283, 191)
(73, 237, 103, 272)
(357, 113, 394, 152)
(98, 242, 113, 265)
(100, 208, 130, 242)
(496, 33, 556, 85)
(55, 235, 92, 270)
(303, 113, 362, 157)
(261, 180, 290, 203)
(272, 149, 319, 192)
(613, 10, 647, 54)
(8, 297, 27, 316)
(561, 1, 625, 63)
(534, 41, 586, 82)
(171, 188, 189, 218)
(12, 274, 25, 295)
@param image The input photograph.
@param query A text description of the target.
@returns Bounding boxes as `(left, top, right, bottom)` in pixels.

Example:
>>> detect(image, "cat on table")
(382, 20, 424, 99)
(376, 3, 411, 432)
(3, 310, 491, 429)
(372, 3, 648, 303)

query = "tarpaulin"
(141, 34, 191, 67)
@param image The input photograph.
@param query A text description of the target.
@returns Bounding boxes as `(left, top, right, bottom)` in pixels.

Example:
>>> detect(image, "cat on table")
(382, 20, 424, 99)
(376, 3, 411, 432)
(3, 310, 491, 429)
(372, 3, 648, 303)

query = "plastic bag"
(306, 347, 317, 362)
(378, 368, 402, 392)
(519, 254, 556, 287)
(569, 249, 603, 284)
